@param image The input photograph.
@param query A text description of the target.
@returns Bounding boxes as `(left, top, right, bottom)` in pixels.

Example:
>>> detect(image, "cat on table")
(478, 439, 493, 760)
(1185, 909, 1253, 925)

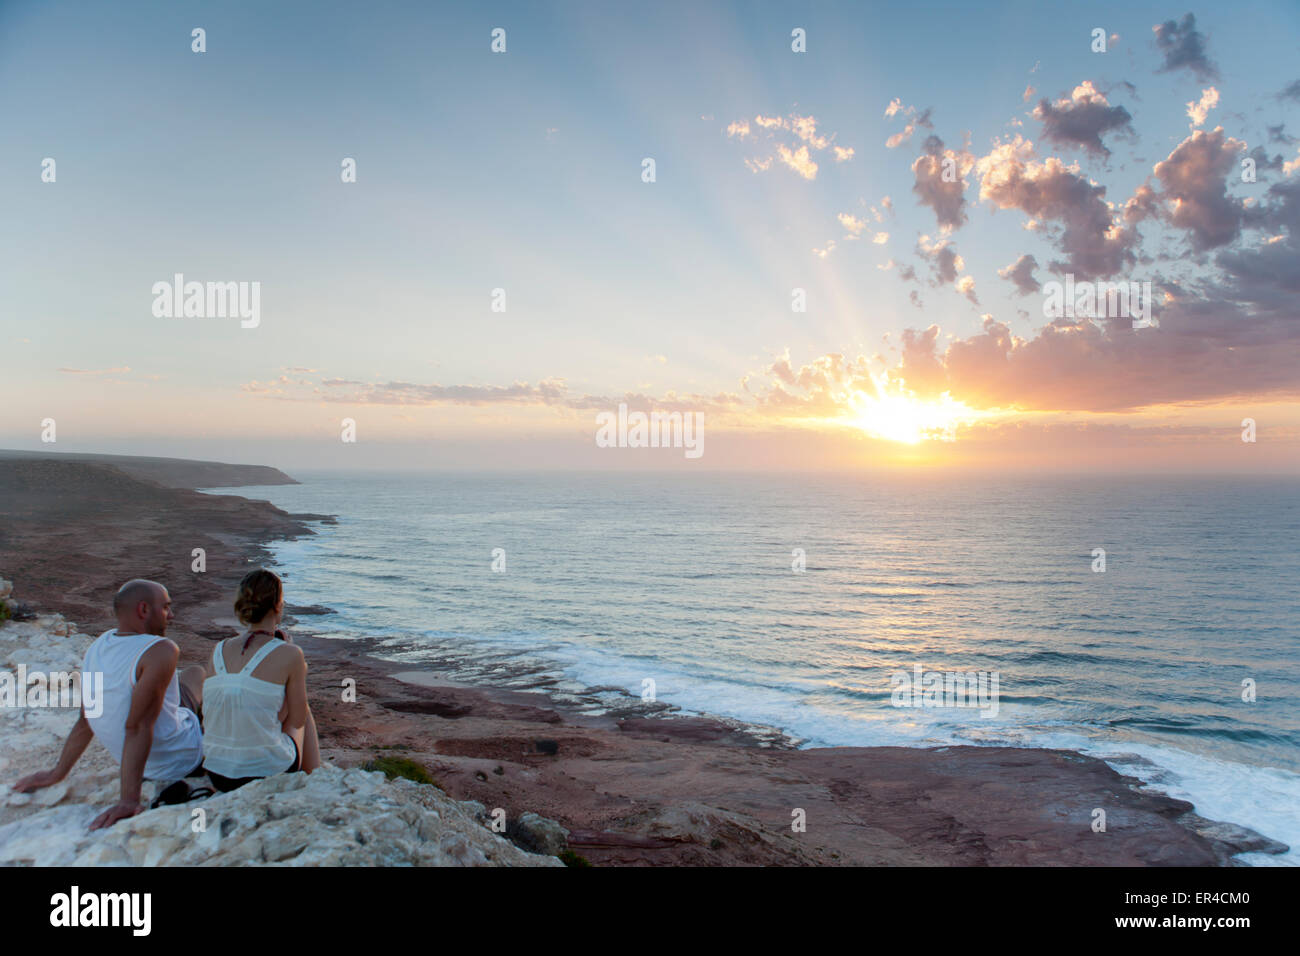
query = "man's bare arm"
(89, 640, 176, 829)
(12, 710, 94, 792)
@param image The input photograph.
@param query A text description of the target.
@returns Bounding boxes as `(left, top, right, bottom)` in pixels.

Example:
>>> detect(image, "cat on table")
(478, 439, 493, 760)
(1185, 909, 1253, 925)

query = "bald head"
(113, 579, 172, 636)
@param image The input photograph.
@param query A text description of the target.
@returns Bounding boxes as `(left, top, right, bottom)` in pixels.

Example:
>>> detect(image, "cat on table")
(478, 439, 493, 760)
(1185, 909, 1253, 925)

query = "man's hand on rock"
(12, 769, 62, 793)
(90, 800, 143, 830)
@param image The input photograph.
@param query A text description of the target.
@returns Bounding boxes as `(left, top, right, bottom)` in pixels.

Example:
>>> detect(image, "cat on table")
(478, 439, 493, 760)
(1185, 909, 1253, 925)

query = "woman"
(202, 568, 321, 792)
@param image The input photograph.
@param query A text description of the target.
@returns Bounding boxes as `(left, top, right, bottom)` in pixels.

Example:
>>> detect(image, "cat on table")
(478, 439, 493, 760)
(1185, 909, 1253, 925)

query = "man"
(13, 579, 205, 828)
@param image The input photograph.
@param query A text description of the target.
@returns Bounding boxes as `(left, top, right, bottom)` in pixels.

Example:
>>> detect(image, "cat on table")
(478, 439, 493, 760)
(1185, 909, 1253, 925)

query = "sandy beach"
(0, 453, 1286, 866)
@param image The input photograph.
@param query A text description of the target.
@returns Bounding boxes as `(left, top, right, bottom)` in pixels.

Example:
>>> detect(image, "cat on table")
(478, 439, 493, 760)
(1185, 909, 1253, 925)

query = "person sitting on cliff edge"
(200, 568, 321, 792)
(12, 579, 205, 829)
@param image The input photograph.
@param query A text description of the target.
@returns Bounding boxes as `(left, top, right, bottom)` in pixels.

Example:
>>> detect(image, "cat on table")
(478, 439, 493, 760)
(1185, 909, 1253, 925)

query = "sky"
(2, 0, 1299, 472)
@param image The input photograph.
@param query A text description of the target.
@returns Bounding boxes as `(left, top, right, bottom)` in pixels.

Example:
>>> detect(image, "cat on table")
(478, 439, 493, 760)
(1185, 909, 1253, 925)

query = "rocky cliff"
(0, 583, 560, 867)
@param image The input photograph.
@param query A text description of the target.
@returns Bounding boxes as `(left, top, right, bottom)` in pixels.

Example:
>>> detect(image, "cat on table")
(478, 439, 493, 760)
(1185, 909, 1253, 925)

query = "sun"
(846, 375, 978, 444)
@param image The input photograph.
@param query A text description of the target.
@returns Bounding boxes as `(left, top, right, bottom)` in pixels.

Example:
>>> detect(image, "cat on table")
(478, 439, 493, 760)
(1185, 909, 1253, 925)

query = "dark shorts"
(178, 684, 205, 777)
(207, 737, 301, 793)
(179, 682, 203, 725)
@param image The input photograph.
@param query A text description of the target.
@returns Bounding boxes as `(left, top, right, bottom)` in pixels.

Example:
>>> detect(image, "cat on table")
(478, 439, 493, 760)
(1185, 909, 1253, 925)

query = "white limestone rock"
(0, 603, 560, 867)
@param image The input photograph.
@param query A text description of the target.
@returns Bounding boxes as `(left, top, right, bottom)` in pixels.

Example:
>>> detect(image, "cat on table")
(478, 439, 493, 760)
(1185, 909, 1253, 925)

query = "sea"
(205, 471, 1300, 864)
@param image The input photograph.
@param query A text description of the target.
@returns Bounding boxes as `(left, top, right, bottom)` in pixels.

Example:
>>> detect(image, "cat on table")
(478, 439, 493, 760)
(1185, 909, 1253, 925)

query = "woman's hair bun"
(234, 568, 283, 624)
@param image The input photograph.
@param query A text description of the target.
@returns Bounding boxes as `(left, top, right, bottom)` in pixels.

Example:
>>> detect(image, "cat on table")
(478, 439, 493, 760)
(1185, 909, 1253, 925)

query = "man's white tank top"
(201, 637, 297, 779)
(81, 629, 204, 781)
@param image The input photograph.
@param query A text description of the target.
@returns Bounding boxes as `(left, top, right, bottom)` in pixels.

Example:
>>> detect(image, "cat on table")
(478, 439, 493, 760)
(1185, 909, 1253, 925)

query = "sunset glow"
(847, 377, 982, 445)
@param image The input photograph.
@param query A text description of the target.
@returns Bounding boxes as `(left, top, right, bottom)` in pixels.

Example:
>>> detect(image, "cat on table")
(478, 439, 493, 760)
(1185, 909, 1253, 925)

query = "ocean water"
(209, 471, 1300, 864)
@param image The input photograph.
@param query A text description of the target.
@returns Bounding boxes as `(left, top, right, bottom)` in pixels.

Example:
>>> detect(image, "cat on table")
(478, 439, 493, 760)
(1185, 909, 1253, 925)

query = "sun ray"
(846, 374, 981, 444)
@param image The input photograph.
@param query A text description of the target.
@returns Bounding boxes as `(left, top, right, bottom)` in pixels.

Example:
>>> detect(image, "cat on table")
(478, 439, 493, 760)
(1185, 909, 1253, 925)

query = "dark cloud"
(893, 298, 1300, 413)
(911, 135, 972, 229)
(888, 171, 1300, 414)
(976, 140, 1139, 279)
(1279, 79, 1300, 102)
(1267, 124, 1295, 145)
(932, 245, 961, 284)
(1247, 145, 1284, 174)
(1033, 82, 1134, 158)
(1152, 128, 1247, 251)
(1220, 178, 1300, 293)
(998, 254, 1041, 294)
(1123, 182, 1161, 225)
(916, 237, 963, 285)
(1153, 13, 1219, 82)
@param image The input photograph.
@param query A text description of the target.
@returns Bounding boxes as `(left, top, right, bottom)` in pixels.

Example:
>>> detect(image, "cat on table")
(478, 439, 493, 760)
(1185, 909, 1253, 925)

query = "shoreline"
(0, 454, 1288, 865)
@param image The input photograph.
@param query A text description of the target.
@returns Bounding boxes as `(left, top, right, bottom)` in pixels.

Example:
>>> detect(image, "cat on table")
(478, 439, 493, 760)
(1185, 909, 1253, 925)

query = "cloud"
(248, 375, 746, 419)
(1152, 127, 1247, 251)
(776, 143, 818, 180)
(788, 115, 830, 149)
(880, 259, 920, 285)
(1023, 85, 1036, 103)
(1032, 81, 1133, 158)
(751, 351, 883, 418)
(917, 234, 964, 285)
(1219, 176, 1300, 290)
(726, 112, 852, 178)
(1246, 145, 1284, 175)
(1122, 181, 1161, 225)
(956, 274, 979, 304)
(872, 232, 890, 244)
(59, 366, 130, 375)
(1267, 123, 1295, 145)
(874, 171, 1300, 414)
(838, 212, 868, 235)
(1153, 13, 1219, 82)
(885, 103, 934, 149)
(884, 303, 1300, 413)
(1186, 87, 1219, 129)
(1280, 80, 1300, 103)
(721, 220, 1300, 420)
(998, 254, 1041, 294)
(912, 135, 974, 229)
(975, 135, 1139, 278)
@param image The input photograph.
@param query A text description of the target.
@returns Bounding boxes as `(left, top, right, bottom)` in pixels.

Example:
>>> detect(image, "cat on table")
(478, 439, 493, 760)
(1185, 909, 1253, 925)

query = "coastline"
(0, 454, 1287, 866)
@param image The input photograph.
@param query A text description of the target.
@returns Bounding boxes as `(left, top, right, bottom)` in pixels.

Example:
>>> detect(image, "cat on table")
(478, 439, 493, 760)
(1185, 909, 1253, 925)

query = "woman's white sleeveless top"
(201, 637, 297, 778)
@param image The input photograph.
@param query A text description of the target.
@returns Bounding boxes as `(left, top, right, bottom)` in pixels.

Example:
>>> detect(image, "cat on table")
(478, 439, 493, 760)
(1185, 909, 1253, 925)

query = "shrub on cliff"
(362, 755, 437, 787)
